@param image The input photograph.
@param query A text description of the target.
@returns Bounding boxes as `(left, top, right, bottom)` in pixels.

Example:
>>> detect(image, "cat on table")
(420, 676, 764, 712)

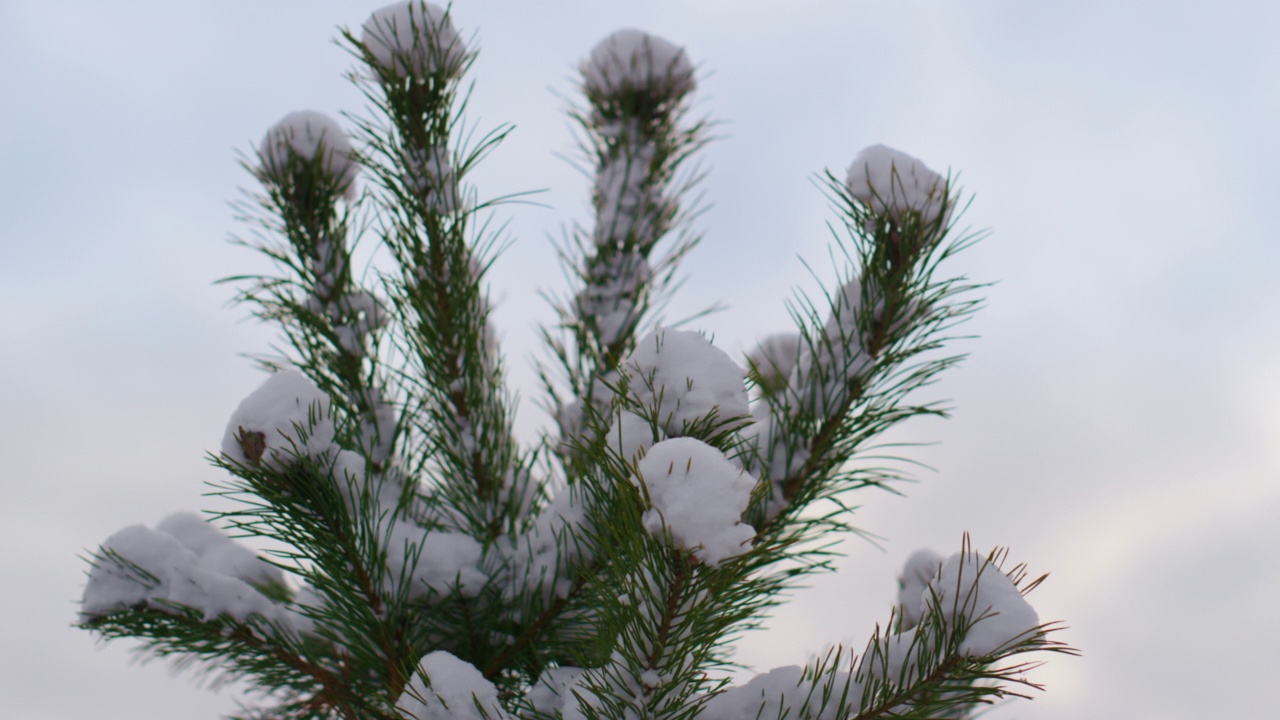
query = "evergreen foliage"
(77, 4, 1074, 719)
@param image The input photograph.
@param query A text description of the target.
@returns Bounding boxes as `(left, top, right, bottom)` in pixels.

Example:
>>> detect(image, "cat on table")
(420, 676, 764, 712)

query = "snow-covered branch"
(544, 30, 710, 475)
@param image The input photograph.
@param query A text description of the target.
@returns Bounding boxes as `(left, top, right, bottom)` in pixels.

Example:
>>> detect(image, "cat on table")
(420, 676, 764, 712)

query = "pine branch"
(746, 170, 986, 542)
(209, 449, 424, 708)
(226, 119, 397, 470)
(341, 10, 526, 541)
(540, 37, 710, 480)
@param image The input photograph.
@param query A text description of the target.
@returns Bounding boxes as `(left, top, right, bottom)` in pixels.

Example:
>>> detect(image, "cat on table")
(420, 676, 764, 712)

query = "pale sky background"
(2, 1, 1277, 718)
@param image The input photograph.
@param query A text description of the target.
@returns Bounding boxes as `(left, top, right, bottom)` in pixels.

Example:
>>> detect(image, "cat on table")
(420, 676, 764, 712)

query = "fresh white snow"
(384, 522, 487, 598)
(400, 144, 462, 213)
(791, 276, 875, 417)
(593, 147, 659, 248)
(362, 2, 469, 78)
(747, 332, 802, 392)
(221, 369, 335, 467)
(631, 437, 756, 566)
(396, 651, 510, 720)
(926, 551, 1041, 656)
(854, 548, 1043, 691)
(895, 548, 943, 630)
(700, 665, 818, 720)
(81, 514, 291, 627)
(577, 252, 651, 348)
(528, 666, 586, 717)
(500, 483, 592, 598)
(607, 409, 661, 465)
(624, 328, 751, 437)
(845, 144, 949, 227)
(583, 29, 695, 99)
(258, 110, 358, 199)
(156, 512, 283, 589)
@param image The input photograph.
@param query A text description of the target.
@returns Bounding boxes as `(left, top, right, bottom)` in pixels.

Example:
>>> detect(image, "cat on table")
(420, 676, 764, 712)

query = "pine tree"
(77, 4, 1075, 719)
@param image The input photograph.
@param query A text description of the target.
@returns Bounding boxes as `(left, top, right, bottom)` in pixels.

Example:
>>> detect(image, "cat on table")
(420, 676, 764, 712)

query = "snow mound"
(156, 512, 283, 589)
(222, 369, 335, 467)
(81, 514, 289, 626)
(577, 252, 651, 347)
(384, 522, 486, 598)
(362, 2, 469, 78)
(632, 437, 756, 566)
(402, 144, 461, 212)
(927, 551, 1041, 656)
(593, 147, 658, 248)
(583, 29, 695, 100)
(501, 483, 592, 599)
(845, 144, 949, 226)
(259, 110, 358, 199)
(528, 666, 586, 716)
(607, 409, 660, 465)
(625, 328, 750, 437)
(792, 276, 875, 416)
(700, 665, 814, 720)
(896, 548, 943, 630)
(857, 548, 1042, 688)
(396, 651, 510, 720)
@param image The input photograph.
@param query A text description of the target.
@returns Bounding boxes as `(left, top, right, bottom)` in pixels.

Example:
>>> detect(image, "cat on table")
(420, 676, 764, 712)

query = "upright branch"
(230, 110, 398, 471)
(542, 29, 710, 477)
(346, 2, 528, 540)
(744, 145, 984, 540)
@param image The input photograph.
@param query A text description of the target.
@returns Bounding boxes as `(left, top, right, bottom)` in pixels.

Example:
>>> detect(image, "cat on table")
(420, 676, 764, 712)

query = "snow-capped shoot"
(395, 651, 511, 720)
(583, 29, 695, 101)
(362, 1, 470, 79)
(221, 369, 335, 467)
(259, 110, 359, 199)
(926, 551, 1041, 656)
(624, 327, 751, 437)
(845, 144, 949, 227)
(631, 437, 756, 566)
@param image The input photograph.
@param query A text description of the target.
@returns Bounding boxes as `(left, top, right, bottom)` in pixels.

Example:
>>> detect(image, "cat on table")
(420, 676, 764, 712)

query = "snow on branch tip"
(583, 28, 696, 101)
(258, 110, 359, 200)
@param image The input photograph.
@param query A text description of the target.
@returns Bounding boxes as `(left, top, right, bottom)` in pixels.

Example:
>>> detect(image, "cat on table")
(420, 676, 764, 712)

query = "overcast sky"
(2, 1, 1277, 718)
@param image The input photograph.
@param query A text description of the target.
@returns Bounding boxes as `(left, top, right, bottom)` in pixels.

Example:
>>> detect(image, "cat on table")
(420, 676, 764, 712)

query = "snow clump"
(401, 144, 461, 213)
(259, 110, 358, 199)
(926, 551, 1041, 656)
(384, 522, 487, 598)
(896, 548, 943, 630)
(499, 484, 592, 599)
(81, 513, 290, 626)
(855, 549, 1041, 687)
(155, 512, 284, 589)
(738, 407, 808, 518)
(221, 369, 335, 467)
(583, 29, 695, 100)
(849, 545, 1039, 686)
(607, 409, 659, 465)
(396, 650, 511, 720)
(747, 332, 802, 395)
(362, 2, 469, 78)
(700, 665, 836, 720)
(528, 666, 587, 717)
(845, 144, 949, 227)
(631, 437, 756, 566)
(577, 252, 651, 346)
(624, 328, 750, 437)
